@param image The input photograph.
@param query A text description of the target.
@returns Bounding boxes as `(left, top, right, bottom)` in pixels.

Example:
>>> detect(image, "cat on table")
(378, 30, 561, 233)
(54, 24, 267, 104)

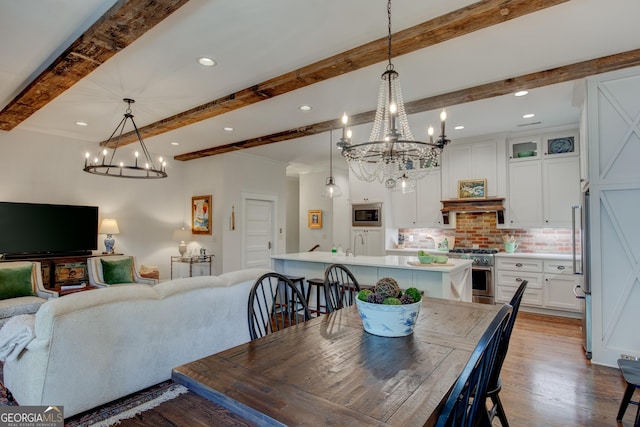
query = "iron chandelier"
(83, 98, 167, 179)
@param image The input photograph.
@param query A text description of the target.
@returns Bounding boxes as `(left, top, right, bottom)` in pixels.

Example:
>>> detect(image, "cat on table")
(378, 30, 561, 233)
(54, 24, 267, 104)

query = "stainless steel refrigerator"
(572, 190, 591, 359)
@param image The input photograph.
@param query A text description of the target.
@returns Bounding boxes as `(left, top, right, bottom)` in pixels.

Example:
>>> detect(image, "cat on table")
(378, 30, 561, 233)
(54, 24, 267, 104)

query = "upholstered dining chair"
(436, 304, 513, 427)
(247, 272, 312, 340)
(323, 264, 361, 313)
(486, 279, 528, 426)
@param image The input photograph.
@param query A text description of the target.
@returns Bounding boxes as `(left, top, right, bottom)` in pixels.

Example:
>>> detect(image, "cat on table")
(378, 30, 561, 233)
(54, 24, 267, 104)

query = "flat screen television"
(0, 201, 98, 258)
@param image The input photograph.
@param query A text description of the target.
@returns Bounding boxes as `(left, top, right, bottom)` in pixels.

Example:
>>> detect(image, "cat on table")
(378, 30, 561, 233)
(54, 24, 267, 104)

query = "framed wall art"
(308, 210, 322, 229)
(192, 195, 212, 234)
(458, 179, 487, 199)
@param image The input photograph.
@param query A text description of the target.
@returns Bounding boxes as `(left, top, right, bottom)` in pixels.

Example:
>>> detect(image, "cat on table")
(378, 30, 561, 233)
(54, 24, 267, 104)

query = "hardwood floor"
(119, 312, 635, 426)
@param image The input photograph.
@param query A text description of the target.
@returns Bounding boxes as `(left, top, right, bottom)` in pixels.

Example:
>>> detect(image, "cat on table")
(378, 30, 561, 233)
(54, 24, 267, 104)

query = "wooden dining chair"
(616, 358, 640, 427)
(436, 304, 513, 427)
(323, 264, 361, 313)
(486, 280, 528, 426)
(247, 272, 312, 340)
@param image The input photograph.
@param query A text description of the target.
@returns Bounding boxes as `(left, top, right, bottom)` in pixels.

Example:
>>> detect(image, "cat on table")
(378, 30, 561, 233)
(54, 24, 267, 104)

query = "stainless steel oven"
(448, 249, 496, 304)
(352, 203, 382, 227)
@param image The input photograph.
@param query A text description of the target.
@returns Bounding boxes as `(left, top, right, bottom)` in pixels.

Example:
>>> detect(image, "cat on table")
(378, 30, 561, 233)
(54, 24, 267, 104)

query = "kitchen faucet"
(353, 233, 364, 257)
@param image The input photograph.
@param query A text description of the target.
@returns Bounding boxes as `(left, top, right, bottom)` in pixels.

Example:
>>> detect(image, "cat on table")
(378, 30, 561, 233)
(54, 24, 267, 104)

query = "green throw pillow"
(0, 265, 36, 300)
(101, 258, 134, 285)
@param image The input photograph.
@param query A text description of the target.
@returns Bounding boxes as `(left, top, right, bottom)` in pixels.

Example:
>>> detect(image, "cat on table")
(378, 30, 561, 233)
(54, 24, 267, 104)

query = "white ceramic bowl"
(355, 298, 421, 337)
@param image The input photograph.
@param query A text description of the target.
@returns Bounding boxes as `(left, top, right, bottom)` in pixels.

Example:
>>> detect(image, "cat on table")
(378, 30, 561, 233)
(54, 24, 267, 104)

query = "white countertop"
(272, 252, 472, 272)
(386, 247, 574, 261)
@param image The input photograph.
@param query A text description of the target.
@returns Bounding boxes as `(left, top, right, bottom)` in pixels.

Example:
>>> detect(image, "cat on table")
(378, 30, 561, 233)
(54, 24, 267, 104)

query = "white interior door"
(244, 199, 274, 269)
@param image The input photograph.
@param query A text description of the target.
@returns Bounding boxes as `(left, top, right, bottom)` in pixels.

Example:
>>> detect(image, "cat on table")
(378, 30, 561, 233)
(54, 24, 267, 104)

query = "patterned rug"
(0, 380, 188, 427)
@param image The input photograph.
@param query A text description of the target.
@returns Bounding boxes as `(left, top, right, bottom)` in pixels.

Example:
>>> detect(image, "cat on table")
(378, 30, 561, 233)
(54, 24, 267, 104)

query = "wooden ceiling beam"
(0, 0, 191, 131)
(175, 48, 640, 161)
(100, 0, 570, 147)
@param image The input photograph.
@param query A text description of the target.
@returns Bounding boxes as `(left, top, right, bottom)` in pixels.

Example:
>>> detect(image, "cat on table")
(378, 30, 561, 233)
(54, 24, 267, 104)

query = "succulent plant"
(357, 289, 373, 302)
(360, 281, 422, 305)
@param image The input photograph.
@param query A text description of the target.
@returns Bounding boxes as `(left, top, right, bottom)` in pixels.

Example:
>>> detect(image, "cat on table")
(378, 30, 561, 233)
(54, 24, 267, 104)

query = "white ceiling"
(2, 0, 640, 176)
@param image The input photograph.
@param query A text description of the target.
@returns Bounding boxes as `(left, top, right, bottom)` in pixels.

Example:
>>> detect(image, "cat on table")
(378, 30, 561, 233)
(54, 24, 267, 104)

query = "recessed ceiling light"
(299, 105, 312, 111)
(522, 113, 535, 119)
(454, 125, 464, 130)
(76, 121, 88, 126)
(514, 90, 529, 97)
(223, 127, 234, 132)
(171, 142, 180, 146)
(197, 57, 216, 67)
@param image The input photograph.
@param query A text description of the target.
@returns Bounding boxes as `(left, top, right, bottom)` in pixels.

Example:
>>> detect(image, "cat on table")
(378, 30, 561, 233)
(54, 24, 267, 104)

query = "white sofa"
(0, 261, 57, 327)
(2, 268, 271, 417)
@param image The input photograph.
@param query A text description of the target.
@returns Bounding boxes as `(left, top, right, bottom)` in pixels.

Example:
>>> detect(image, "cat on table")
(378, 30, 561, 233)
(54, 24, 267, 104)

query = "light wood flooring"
(117, 312, 636, 426)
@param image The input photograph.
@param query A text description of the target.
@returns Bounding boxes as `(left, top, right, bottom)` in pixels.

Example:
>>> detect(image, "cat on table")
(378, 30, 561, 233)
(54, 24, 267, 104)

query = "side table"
(171, 255, 213, 279)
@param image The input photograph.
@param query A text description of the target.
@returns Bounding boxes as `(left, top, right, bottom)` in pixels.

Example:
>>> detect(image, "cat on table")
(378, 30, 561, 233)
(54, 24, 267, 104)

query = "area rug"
(0, 380, 188, 427)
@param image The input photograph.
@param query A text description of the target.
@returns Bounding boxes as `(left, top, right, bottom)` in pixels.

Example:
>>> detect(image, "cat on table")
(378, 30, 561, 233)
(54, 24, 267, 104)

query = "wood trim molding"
(0, 0, 191, 131)
(175, 48, 640, 161)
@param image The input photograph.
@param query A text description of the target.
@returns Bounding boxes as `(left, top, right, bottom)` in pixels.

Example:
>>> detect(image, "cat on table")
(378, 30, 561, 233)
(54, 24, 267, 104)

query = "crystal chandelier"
(83, 98, 167, 179)
(337, 0, 450, 190)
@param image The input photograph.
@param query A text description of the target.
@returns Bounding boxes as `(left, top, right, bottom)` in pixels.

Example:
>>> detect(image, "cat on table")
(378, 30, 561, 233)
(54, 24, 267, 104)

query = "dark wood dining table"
(172, 297, 502, 426)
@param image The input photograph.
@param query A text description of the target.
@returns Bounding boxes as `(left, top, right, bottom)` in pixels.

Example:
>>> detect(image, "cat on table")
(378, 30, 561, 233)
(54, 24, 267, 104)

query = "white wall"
(298, 169, 349, 252)
(286, 177, 300, 253)
(0, 129, 290, 278)
(0, 128, 186, 279)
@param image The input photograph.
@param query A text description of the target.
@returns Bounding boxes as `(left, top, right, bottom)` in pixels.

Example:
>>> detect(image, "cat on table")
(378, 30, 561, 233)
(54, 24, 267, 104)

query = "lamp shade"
(99, 219, 120, 235)
(172, 227, 191, 242)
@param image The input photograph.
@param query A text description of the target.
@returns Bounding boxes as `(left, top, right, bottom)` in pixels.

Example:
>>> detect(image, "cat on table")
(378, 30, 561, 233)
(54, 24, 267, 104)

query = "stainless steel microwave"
(352, 203, 382, 227)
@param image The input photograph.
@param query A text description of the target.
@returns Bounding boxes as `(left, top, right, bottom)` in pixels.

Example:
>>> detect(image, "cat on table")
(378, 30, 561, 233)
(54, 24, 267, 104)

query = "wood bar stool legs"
(616, 359, 640, 426)
(306, 278, 327, 317)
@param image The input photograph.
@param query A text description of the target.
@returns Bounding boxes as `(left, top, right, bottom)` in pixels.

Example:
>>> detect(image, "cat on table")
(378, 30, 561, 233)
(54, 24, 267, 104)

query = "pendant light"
(322, 130, 342, 198)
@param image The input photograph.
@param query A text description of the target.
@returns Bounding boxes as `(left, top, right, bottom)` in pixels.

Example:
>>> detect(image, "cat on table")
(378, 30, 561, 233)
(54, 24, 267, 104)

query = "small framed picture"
(308, 210, 322, 229)
(192, 195, 212, 235)
(458, 179, 487, 199)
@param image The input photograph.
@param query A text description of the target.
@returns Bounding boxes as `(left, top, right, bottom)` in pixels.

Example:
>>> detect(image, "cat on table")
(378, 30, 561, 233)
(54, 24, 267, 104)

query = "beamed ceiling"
(2, 0, 640, 174)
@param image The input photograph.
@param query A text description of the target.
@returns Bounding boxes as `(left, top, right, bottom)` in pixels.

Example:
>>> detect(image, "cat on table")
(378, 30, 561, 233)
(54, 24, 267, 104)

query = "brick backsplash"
(399, 212, 577, 254)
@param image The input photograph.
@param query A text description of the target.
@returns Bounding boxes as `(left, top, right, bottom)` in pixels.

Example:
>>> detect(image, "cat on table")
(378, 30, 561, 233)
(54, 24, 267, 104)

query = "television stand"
(2, 253, 121, 291)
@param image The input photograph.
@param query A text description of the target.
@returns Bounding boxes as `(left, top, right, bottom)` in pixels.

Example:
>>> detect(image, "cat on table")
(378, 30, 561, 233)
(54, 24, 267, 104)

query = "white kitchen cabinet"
(542, 156, 581, 227)
(543, 259, 582, 312)
(506, 129, 580, 228)
(349, 170, 384, 203)
(495, 257, 544, 308)
(442, 139, 502, 199)
(507, 161, 543, 228)
(391, 168, 446, 228)
(496, 255, 582, 315)
(351, 228, 384, 256)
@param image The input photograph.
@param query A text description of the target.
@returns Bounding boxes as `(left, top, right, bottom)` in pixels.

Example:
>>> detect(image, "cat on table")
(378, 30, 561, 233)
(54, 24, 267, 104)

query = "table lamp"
(99, 219, 120, 254)
(172, 227, 191, 256)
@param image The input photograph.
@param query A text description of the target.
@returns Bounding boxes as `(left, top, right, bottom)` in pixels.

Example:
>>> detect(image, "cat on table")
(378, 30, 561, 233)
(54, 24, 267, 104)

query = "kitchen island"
(272, 252, 473, 302)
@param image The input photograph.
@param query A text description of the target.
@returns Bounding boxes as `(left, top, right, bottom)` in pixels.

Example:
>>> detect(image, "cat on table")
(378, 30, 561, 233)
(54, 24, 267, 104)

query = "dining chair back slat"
(436, 304, 513, 427)
(486, 280, 528, 426)
(248, 272, 312, 340)
(323, 264, 361, 313)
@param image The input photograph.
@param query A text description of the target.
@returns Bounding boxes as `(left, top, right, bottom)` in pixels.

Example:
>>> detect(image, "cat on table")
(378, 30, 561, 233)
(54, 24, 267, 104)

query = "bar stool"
(617, 358, 640, 426)
(306, 278, 327, 316)
(281, 275, 306, 313)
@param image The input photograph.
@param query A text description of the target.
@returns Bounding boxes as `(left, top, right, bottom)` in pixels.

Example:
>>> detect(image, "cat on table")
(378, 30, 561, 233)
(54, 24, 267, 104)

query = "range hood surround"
(441, 198, 505, 225)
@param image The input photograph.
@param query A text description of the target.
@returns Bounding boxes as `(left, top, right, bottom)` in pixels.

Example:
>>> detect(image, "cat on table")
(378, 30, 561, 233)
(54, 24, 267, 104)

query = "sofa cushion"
(100, 258, 134, 284)
(0, 265, 35, 300)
